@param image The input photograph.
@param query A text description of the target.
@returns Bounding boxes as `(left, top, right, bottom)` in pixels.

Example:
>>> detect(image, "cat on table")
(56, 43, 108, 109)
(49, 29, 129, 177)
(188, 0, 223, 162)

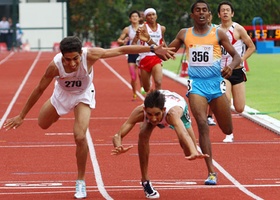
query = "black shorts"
(127, 54, 139, 63)
(227, 67, 247, 85)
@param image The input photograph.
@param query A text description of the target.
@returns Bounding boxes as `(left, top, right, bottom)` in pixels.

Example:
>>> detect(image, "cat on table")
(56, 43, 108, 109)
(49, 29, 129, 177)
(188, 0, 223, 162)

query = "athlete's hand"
(221, 66, 233, 79)
(111, 145, 133, 155)
(154, 43, 176, 61)
(136, 27, 150, 42)
(3, 115, 24, 130)
(185, 153, 209, 160)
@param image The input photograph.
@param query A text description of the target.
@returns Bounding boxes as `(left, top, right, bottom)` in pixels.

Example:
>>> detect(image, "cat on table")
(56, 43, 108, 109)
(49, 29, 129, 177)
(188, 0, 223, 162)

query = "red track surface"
(0, 52, 279, 200)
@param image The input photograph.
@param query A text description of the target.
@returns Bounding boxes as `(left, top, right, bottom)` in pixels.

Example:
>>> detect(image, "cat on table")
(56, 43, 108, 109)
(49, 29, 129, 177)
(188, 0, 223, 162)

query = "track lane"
(0, 52, 279, 199)
(95, 55, 280, 200)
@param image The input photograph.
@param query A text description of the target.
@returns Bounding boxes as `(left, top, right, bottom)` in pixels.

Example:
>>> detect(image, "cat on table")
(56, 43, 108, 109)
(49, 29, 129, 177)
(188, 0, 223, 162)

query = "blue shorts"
(186, 77, 226, 103)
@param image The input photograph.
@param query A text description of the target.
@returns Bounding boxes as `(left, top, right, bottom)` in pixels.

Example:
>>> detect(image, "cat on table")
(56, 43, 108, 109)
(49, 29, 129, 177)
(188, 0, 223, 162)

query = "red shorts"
(139, 55, 162, 72)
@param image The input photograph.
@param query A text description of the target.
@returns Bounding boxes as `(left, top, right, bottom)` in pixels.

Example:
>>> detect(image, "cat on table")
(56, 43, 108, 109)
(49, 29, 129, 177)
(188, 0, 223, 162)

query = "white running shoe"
(142, 180, 160, 199)
(223, 133, 234, 143)
(207, 116, 216, 126)
(74, 180, 87, 199)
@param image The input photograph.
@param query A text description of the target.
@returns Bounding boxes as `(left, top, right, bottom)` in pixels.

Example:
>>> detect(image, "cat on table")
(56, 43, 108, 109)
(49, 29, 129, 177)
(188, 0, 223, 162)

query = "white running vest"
(220, 22, 245, 68)
(128, 25, 140, 45)
(139, 23, 163, 59)
(53, 47, 93, 94)
(144, 90, 186, 128)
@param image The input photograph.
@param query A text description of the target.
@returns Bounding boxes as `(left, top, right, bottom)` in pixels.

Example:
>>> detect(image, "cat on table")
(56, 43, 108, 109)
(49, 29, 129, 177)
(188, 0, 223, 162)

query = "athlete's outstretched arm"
(111, 105, 144, 155)
(3, 62, 58, 130)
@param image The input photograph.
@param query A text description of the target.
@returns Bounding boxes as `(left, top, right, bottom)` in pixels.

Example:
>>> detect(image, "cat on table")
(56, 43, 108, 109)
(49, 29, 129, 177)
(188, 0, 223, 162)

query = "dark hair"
(144, 90, 165, 109)
(129, 10, 140, 18)
(59, 36, 82, 55)
(191, 0, 210, 13)
(217, 1, 234, 13)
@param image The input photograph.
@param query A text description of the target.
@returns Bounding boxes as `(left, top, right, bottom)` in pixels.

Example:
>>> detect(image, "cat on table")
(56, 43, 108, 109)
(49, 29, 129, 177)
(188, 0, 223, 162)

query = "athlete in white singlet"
(133, 8, 167, 93)
(51, 48, 95, 115)
(218, 1, 255, 142)
(117, 10, 142, 100)
(3, 36, 175, 199)
(112, 89, 208, 199)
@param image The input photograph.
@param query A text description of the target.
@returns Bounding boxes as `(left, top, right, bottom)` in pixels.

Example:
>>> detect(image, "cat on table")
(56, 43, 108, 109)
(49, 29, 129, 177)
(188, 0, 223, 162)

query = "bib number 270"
(65, 80, 82, 87)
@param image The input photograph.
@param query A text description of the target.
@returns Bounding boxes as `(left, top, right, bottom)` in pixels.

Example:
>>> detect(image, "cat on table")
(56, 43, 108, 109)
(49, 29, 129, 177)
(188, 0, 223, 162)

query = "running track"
(0, 51, 279, 200)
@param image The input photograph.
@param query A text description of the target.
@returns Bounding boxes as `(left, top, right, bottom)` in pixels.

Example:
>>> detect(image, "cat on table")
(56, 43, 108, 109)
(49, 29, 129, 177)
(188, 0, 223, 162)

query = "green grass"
(162, 53, 280, 120)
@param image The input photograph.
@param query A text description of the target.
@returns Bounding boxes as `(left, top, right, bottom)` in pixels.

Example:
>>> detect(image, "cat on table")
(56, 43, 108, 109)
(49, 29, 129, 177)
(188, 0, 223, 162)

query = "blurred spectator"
(16, 23, 23, 51)
(7, 17, 13, 50)
(0, 16, 10, 50)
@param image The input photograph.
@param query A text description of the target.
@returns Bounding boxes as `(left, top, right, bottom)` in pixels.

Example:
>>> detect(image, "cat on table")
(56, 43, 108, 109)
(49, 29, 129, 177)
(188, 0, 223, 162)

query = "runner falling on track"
(2, 36, 175, 199)
(112, 89, 209, 199)
(135, 0, 241, 186)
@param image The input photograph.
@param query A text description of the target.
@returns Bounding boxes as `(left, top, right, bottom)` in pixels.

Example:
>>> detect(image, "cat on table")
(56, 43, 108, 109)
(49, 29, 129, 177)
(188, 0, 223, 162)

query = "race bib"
(189, 45, 213, 66)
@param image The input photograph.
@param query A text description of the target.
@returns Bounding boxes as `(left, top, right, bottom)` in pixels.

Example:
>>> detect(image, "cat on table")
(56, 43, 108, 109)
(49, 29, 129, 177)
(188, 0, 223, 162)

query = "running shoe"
(223, 133, 234, 143)
(205, 172, 217, 185)
(207, 116, 216, 126)
(74, 180, 87, 199)
(142, 180, 160, 199)
(140, 87, 146, 95)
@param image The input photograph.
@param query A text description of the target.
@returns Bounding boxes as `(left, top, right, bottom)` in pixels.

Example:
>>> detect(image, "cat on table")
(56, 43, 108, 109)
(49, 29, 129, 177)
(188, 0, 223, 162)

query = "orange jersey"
(184, 27, 222, 78)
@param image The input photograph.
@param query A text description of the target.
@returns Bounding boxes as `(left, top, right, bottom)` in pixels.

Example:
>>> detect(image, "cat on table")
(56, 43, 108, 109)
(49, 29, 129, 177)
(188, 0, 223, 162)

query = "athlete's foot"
(132, 94, 137, 101)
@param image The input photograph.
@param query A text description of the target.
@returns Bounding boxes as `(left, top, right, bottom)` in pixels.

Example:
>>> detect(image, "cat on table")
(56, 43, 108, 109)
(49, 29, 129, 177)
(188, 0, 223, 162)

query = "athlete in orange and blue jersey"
(184, 26, 225, 102)
(158, 0, 241, 187)
(136, 1, 241, 186)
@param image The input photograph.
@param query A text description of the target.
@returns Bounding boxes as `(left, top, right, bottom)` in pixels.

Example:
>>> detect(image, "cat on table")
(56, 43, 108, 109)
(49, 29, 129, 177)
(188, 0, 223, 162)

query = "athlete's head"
(129, 10, 140, 18)
(218, 1, 234, 13)
(144, 90, 165, 109)
(60, 36, 82, 55)
(129, 10, 140, 24)
(190, 0, 210, 13)
(144, 90, 166, 126)
(144, 8, 156, 18)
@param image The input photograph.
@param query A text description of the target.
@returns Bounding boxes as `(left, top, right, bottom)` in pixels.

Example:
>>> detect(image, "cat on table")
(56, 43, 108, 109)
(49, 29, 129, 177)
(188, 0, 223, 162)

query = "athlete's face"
(144, 107, 166, 126)
(62, 51, 82, 72)
(191, 3, 210, 25)
(130, 13, 140, 24)
(145, 12, 157, 24)
(218, 5, 234, 20)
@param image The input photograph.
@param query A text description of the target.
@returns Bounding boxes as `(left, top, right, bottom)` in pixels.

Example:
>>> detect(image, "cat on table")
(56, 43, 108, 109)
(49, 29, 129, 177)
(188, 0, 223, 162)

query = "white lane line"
(0, 52, 14, 65)
(0, 51, 42, 128)
(197, 146, 264, 200)
(86, 129, 113, 200)
(45, 132, 73, 136)
(2, 184, 280, 190)
(22, 116, 128, 121)
(100, 58, 145, 100)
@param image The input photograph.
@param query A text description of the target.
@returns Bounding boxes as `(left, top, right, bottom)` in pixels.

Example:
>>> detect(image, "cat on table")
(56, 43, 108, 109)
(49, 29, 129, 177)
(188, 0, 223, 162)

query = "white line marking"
(86, 129, 113, 200)
(22, 117, 128, 121)
(0, 144, 75, 148)
(5, 182, 63, 187)
(0, 52, 14, 65)
(45, 132, 73, 136)
(100, 59, 145, 100)
(197, 146, 264, 200)
(0, 51, 42, 128)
